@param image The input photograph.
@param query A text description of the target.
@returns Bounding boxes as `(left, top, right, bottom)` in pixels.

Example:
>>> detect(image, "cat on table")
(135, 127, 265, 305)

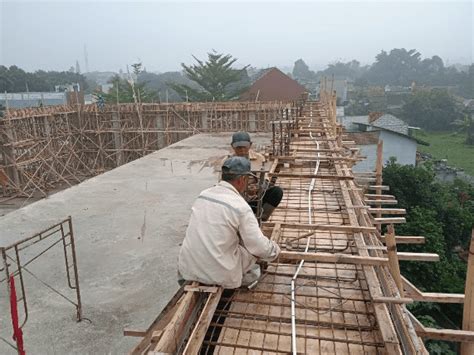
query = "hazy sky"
(1, 0, 472, 73)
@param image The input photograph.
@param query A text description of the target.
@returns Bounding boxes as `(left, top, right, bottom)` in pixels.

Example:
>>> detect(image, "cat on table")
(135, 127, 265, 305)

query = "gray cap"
(222, 156, 253, 176)
(231, 131, 251, 148)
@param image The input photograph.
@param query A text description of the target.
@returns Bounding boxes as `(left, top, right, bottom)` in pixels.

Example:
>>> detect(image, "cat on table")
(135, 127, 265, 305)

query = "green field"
(413, 131, 474, 176)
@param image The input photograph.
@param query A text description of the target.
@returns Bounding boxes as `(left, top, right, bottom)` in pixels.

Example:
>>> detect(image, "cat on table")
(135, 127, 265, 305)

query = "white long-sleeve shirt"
(178, 181, 280, 288)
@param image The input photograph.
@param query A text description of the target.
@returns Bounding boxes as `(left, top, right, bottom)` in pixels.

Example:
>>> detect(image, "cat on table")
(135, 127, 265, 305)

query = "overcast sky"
(0, 0, 472, 73)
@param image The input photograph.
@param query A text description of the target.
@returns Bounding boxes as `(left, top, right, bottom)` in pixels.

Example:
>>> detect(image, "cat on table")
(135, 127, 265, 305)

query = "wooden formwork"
(129, 94, 445, 354)
(0, 101, 300, 198)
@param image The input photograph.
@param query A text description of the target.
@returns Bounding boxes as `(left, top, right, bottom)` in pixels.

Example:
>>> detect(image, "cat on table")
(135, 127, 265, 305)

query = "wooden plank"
(368, 185, 390, 191)
(287, 148, 342, 153)
(403, 276, 464, 303)
(409, 310, 474, 343)
(364, 199, 398, 205)
(379, 236, 426, 244)
(420, 292, 465, 303)
(369, 208, 406, 215)
(184, 285, 219, 293)
(373, 217, 406, 224)
(129, 284, 187, 355)
(152, 289, 199, 353)
(275, 155, 360, 162)
(270, 222, 282, 243)
(462, 230, 474, 354)
(372, 297, 413, 304)
(278, 250, 388, 266)
(182, 288, 223, 355)
(418, 328, 474, 343)
(365, 194, 395, 200)
(385, 225, 404, 297)
(336, 179, 403, 352)
(397, 252, 439, 262)
(269, 172, 354, 180)
(268, 158, 279, 174)
(268, 222, 376, 233)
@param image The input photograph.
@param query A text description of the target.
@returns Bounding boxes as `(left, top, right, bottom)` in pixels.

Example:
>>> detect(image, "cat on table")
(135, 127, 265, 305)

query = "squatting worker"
(230, 131, 283, 221)
(178, 156, 280, 289)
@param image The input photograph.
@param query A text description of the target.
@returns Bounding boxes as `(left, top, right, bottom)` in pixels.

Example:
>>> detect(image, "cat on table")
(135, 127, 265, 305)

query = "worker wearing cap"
(229, 131, 283, 221)
(178, 156, 280, 289)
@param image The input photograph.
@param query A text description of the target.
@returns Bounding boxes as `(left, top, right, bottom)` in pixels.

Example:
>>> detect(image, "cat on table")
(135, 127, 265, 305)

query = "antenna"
(84, 44, 90, 73)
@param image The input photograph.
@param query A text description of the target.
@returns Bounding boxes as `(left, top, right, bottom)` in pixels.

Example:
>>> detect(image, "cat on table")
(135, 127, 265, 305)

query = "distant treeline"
(1, 48, 472, 100)
(293, 48, 473, 98)
(0, 65, 90, 93)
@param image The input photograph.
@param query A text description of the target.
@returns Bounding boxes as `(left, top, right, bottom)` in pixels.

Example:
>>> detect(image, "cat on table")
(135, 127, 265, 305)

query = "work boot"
(261, 203, 276, 222)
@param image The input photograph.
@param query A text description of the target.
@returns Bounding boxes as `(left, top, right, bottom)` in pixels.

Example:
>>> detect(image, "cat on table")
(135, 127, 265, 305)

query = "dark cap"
(222, 156, 254, 177)
(231, 131, 251, 148)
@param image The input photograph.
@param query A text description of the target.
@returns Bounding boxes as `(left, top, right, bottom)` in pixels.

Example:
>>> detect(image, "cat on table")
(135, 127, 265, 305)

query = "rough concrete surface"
(0, 132, 271, 354)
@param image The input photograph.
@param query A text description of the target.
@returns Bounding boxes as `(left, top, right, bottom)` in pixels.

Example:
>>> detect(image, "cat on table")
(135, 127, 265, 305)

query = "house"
(240, 68, 308, 102)
(349, 127, 420, 172)
(0, 92, 68, 109)
(342, 112, 426, 172)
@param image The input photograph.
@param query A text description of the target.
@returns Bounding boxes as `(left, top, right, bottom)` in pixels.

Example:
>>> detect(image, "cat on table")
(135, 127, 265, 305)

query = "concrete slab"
(0, 132, 271, 354)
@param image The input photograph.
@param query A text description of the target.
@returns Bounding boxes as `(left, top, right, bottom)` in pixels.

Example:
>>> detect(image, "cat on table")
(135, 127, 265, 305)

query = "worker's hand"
(257, 260, 268, 271)
(247, 184, 259, 197)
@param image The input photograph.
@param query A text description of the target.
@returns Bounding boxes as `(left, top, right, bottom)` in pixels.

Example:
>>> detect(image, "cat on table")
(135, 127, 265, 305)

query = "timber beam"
(379, 236, 426, 245)
(269, 172, 354, 180)
(403, 276, 464, 303)
(409, 311, 474, 343)
(373, 217, 406, 224)
(397, 252, 439, 262)
(278, 250, 388, 266)
(264, 222, 376, 233)
(369, 208, 406, 215)
(365, 199, 398, 205)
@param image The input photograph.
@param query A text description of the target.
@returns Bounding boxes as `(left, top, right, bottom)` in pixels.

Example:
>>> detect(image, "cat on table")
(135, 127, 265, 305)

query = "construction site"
(1, 81, 474, 355)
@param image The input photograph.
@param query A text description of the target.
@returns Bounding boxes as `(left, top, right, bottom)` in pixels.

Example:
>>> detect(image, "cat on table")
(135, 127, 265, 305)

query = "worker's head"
(231, 131, 252, 157)
(221, 156, 254, 193)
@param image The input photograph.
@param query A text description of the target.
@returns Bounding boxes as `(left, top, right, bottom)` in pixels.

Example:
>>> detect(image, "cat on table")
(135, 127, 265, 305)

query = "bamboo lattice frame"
(0, 101, 302, 198)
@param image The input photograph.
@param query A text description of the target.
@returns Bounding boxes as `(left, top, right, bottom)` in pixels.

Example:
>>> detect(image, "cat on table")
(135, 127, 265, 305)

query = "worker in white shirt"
(178, 156, 280, 289)
(229, 131, 283, 221)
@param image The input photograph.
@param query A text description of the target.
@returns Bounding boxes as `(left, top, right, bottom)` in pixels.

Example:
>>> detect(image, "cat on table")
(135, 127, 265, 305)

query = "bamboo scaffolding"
(0, 101, 295, 197)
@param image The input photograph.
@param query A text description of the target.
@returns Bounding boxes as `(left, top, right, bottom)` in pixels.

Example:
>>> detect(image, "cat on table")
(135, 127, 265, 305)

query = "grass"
(413, 131, 474, 176)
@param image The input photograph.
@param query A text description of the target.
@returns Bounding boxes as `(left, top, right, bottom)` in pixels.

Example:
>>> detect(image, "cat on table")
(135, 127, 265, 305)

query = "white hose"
(291, 104, 321, 354)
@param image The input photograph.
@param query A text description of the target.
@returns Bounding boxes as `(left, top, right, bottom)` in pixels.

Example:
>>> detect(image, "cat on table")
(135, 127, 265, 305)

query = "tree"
(101, 74, 156, 103)
(170, 51, 250, 101)
(0, 65, 89, 93)
(316, 60, 368, 81)
(131, 62, 143, 76)
(137, 71, 199, 102)
(362, 48, 464, 88)
(451, 108, 474, 145)
(364, 48, 422, 86)
(383, 161, 473, 352)
(292, 59, 316, 82)
(401, 89, 461, 131)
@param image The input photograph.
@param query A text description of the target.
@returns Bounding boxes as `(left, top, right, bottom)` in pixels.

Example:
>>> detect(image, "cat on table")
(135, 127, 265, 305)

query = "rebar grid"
(201, 101, 388, 354)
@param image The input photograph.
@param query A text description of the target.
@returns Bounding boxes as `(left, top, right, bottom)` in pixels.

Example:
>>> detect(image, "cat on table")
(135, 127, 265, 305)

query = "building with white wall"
(340, 112, 425, 172)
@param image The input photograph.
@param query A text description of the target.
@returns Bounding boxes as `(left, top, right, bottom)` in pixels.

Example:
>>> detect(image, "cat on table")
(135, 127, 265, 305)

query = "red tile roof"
(240, 68, 307, 102)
